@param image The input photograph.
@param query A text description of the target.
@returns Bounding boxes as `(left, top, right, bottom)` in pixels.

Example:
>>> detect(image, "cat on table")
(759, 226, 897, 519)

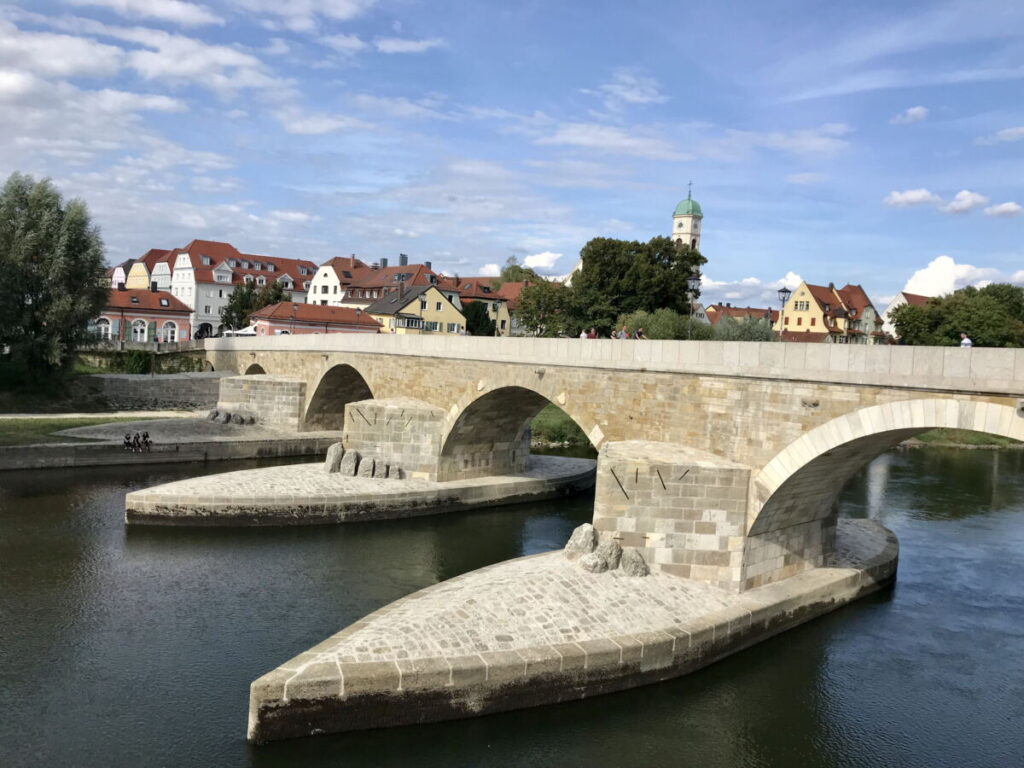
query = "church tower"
(672, 184, 703, 250)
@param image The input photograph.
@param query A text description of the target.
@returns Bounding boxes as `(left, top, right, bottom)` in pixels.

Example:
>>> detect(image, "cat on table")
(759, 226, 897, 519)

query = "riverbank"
(125, 455, 596, 526)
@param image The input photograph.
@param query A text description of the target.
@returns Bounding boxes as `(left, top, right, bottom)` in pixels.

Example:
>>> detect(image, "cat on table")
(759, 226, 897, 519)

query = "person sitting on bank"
(960, 332, 973, 348)
(142, 431, 152, 452)
(123, 433, 132, 451)
(132, 432, 142, 453)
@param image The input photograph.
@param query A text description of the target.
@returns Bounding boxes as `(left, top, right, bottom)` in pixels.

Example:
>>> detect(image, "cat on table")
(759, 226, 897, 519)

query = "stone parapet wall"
(593, 441, 752, 591)
(217, 375, 306, 430)
(342, 397, 444, 480)
(70, 372, 229, 410)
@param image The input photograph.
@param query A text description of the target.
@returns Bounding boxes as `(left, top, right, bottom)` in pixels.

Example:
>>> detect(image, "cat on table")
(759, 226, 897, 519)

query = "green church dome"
(674, 197, 702, 217)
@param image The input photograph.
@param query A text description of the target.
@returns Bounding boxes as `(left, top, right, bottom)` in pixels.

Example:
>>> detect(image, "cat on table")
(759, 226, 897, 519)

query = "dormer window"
(228, 259, 237, 268)
(267, 264, 275, 272)
(244, 275, 254, 284)
(257, 276, 266, 286)
(159, 298, 169, 307)
(303, 281, 310, 290)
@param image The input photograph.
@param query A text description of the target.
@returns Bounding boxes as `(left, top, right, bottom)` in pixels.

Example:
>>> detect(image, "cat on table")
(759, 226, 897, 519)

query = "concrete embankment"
(246, 518, 897, 743)
(125, 455, 597, 526)
(0, 436, 335, 471)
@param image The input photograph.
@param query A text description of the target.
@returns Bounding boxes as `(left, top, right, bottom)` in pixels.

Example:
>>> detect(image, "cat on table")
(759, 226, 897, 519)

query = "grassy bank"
(531, 404, 589, 446)
(0, 417, 147, 446)
(910, 428, 1021, 448)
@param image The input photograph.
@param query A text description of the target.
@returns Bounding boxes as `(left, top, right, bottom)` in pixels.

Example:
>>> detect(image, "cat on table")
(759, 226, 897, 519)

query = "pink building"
(95, 287, 193, 342)
(250, 302, 381, 335)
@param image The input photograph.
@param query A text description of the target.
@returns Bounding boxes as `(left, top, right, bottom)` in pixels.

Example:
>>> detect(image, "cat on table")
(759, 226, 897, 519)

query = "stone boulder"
(579, 551, 608, 573)
(357, 456, 375, 478)
(218, 411, 232, 424)
(230, 413, 245, 425)
(207, 409, 219, 421)
(324, 443, 345, 473)
(339, 450, 359, 476)
(595, 540, 622, 570)
(563, 523, 598, 561)
(620, 548, 649, 577)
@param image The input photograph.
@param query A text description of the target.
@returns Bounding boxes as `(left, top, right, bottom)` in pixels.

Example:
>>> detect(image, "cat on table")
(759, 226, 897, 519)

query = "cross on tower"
(687, 180, 693, 199)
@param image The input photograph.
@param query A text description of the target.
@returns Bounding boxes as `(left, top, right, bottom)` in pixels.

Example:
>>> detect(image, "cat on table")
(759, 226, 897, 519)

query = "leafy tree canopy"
(891, 284, 1024, 347)
(571, 236, 706, 334)
(490, 256, 540, 289)
(515, 279, 576, 337)
(220, 280, 292, 331)
(0, 172, 107, 380)
(463, 300, 496, 336)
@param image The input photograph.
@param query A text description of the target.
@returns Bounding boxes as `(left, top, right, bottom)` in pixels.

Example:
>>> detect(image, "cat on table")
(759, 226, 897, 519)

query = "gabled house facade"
(365, 284, 466, 334)
(882, 291, 932, 338)
(93, 286, 192, 343)
(774, 281, 884, 343)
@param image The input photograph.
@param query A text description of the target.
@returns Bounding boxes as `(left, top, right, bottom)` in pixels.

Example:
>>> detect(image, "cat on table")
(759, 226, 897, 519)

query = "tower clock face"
(677, 221, 684, 229)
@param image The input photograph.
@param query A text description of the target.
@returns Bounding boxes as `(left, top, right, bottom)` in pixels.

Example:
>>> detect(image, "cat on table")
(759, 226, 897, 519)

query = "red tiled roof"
(250, 302, 381, 328)
(780, 331, 831, 343)
(138, 248, 171, 270)
(902, 291, 932, 307)
(835, 283, 877, 319)
(496, 281, 529, 309)
(148, 240, 317, 286)
(705, 305, 778, 325)
(105, 289, 191, 314)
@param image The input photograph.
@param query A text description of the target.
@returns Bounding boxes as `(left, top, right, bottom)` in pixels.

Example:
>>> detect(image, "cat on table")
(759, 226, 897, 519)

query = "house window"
(202, 256, 212, 265)
(244, 275, 253, 284)
(131, 319, 147, 342)
(797, 317, 803, 326)
(794, 301, 809, 311)
(425, 321, 439, 331)
(130, 296, 139, 304)
(321, 300, 327, 306)
(257, 276, 266, 286)
(160, 298, 169, 307)
(163, 321, 177, 342)
(303, 281, 310, 290)
(218, 290, 224, 298)
(810, 317, 816, 326)
(447, 322, 458, 333)
(96, 318, 111, 340)
(419, 300, 427, 310)
(784, 316, 790, 325)
(435, 302, 441, 311)
(321, 285, 329, 294)
(500, 319, 507, 330)
(204, 306, 211, 314)
(333, 286, 338, 294)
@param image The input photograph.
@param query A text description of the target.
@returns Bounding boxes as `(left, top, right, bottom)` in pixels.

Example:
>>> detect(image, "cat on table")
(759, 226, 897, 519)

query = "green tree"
(491, 256, 540, 289)
(0, 172, 107, 381)
(515, 279, 577, 337)
(571, 236, 706, 334)
(463, 301, 496, 335)
(891, 285, 1024, 347)
(713, 316, 776, 341)
(220, 280, 292, 330)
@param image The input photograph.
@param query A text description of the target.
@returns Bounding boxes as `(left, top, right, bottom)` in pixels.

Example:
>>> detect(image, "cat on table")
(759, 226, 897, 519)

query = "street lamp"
(777, 286, 792, 341)
(686, 274, 701, 339)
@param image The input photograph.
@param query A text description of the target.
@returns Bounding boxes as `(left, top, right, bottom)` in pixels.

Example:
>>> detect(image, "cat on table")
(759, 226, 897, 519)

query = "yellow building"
(124, 261, 152, 290)
(774, 281, 884, 344)
(365, 285, 466, 335)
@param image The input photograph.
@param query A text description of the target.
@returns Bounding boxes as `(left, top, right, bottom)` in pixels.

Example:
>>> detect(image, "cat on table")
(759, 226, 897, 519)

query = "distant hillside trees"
(0, 172, 107, 381)
(891, 284, 1024, 347)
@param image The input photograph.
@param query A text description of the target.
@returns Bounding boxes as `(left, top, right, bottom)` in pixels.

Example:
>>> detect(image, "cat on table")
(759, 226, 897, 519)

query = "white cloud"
(537, 122, 688, 160)
(903, 255, 1002, 296)
(351, 93, 451, 120)
(322, 33, 366, 55)
(786, 172, 826, 185)
(0, 20, 125, 78)
(883, 188, 941, 207)
(976, 125, 1024, 145)
(890, 105, 928, 124)
(479, 263, 500, 277)
(229, 0, 377, 32)
(523, 251, 562, 271)
(984, 201, 1022, 217)
(273, 105, 368, 134)
(191, 175, 238, 193)
(269, 209, 319, 223)
(942, 189, 988, 214)
(584, 69, 668, 111)
(702, 123, 851, 159)
(374, 37, 446, 54)
(263, 38, 290, 55)
(69, 0, 224, 27)
(700, 271, 803, 308)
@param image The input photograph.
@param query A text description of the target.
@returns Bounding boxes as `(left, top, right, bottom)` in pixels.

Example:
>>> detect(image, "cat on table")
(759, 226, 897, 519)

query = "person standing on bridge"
(579, 328, 588, 339)
(960, 332, 973, 348)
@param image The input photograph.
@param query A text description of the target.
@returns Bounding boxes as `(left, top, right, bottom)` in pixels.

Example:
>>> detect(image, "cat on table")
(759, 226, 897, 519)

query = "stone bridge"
(205, 335, 1024, 592)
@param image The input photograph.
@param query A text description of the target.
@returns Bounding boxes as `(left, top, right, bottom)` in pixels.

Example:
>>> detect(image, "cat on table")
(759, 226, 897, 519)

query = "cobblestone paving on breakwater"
(286, 519, 889, 666)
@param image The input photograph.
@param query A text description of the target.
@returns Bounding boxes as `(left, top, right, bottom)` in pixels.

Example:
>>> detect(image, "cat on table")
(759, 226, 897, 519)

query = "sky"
(1, 0, 1022, 309)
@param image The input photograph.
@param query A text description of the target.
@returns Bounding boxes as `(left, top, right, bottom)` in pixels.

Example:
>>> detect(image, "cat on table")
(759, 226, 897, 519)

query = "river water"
(1, 448, 1022, 768)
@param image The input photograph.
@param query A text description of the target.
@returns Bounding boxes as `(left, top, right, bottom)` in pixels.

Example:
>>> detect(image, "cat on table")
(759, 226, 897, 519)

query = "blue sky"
(1, 0, 1022, 307)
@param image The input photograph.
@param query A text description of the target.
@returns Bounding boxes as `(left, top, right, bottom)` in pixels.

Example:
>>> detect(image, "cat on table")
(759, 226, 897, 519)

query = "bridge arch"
(244, 363, 266, 375)
(438, 385, 596, 480)
(303, 363, 373, 431)
(743, 398, 1023, 589)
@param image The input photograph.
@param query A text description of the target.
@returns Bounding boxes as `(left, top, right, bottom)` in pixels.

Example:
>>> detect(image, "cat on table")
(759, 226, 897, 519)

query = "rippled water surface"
(1, 448, 1022, 768)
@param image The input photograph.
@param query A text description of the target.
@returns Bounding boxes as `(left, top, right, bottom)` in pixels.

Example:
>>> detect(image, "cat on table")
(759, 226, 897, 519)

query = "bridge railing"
(203, 335, 1024, 397)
